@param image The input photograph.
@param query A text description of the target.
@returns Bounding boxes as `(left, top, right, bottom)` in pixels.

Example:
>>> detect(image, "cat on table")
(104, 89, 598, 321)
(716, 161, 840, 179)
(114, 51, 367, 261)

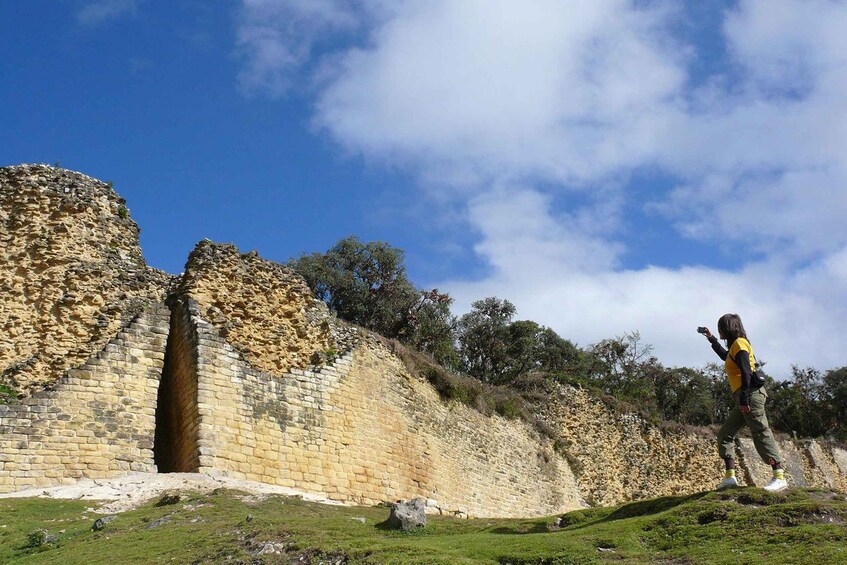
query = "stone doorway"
(153, 300, 201, 472)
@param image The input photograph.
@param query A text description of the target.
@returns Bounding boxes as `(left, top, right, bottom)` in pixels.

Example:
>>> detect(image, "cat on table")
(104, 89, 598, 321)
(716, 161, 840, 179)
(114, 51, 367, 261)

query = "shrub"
(0, 383, 16, 404)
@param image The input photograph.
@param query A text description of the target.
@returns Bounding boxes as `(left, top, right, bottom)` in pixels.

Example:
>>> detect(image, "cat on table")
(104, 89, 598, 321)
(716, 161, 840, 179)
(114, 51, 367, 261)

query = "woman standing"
(701, 313, 787, 492)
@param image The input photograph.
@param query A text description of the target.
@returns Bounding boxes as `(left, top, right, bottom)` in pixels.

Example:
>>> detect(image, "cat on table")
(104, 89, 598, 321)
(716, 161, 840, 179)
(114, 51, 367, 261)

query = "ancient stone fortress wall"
(541, 385, 847, 506)
(0, 304, 168, 492)
(541, 387, 719, 507)
(1, 164, 846, 516)
(173, 297, 584, 517)
(0, 165, 170, 395)
(177, 241, 337, 376)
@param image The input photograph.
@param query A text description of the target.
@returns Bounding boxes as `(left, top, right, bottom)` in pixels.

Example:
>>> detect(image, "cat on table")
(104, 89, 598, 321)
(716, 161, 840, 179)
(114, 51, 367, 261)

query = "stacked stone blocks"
(179, 297, 584, 517)
(0, 303, 168, 492)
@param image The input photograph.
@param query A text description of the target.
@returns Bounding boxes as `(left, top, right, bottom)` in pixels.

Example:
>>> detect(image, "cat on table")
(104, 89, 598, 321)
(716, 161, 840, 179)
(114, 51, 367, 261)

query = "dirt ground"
(0, 473, 349, 514)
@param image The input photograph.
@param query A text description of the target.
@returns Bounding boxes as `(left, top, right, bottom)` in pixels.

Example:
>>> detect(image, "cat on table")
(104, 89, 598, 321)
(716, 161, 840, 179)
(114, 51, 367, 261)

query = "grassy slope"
(1, 487, 846, 564)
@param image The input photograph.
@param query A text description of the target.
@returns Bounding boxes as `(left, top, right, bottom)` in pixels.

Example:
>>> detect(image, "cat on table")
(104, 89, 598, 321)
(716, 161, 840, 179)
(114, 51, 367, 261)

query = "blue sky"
(3, 0, 847, 376)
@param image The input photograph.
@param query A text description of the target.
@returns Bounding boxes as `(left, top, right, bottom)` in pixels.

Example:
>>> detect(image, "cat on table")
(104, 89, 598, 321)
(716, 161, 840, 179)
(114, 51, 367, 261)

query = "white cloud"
(445, 190, 847, 375)
(314, 0, 686, 186)
(467, 187, 623, 275)
(234, 0, 847, 375)
(77, 0, 139, 26)
(236, 0, 360, 96)
(655, 0, 847, 262)
(723, 0, 847, 94)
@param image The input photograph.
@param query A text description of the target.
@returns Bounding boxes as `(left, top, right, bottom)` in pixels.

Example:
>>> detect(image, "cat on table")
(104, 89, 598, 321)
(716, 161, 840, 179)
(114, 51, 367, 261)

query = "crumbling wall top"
(0, 164, 171, 395)
(175, 240, 342, 375)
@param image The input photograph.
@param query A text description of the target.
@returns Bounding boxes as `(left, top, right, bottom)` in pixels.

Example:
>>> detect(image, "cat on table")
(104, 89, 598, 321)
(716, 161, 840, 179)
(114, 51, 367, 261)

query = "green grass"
(1, 487, 846, 564)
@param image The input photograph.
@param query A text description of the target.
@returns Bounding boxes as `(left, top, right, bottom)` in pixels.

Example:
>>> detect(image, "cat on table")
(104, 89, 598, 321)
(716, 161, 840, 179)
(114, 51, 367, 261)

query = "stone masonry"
(543, 386, 847, 506)
(177, 241, 337, 376)
(1, 164, 846, 516)
(0, 165, 170, 395)
(174, 297, 583, 517)
(0, 304, 168, 491)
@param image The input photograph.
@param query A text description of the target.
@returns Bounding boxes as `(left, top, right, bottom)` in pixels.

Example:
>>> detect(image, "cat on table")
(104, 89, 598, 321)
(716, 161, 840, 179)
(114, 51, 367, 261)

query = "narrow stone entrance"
(154, 299, 201, 472)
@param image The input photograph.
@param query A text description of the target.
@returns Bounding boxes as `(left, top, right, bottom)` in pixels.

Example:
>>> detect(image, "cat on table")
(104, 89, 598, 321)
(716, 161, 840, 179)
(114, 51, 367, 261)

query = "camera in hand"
(697, 326, 708, 334)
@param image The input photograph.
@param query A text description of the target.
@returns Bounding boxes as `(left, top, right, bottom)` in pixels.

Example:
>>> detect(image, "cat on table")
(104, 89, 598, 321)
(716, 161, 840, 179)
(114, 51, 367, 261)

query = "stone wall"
(540, 384, 847, 506)
(0, 304, 168, 493)
(177, 298, 585, 518)
(1, 165, 846, 515)
(540, 386, 719, 506)
(176, 241, 336, 376)
(0, 165, 170, 395)
(1, 292, 845, 512)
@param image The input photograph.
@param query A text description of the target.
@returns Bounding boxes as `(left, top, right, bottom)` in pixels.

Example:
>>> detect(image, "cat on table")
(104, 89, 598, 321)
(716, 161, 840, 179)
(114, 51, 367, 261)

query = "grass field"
(2, 487, 846, 564)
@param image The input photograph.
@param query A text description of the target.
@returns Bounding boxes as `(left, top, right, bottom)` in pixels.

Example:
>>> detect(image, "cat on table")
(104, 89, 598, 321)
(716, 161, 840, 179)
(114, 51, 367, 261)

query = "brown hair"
(717, 313, 747, 343)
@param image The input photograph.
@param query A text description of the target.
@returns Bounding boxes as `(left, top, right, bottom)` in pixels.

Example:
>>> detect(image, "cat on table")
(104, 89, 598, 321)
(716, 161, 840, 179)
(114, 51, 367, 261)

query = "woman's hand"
(740, 390, 752, 414)
(703, 327, 713, 339)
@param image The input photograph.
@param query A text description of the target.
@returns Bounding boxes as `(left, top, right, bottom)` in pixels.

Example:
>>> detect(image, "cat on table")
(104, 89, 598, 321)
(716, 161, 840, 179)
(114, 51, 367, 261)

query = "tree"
(768, 366, 828, 438)
(455, 297, 584, 385)
(653, 366, 718, 426)
(504, 320, 548, 379)
(702, 362, 735, 424)
(456, 297, 516, 383)
(403, 289, 458, 367)
(822, 366, 847, 440)
(504, 321, 583, 381)
(290, 237, 457, 365)
(587, 331, 661, 408)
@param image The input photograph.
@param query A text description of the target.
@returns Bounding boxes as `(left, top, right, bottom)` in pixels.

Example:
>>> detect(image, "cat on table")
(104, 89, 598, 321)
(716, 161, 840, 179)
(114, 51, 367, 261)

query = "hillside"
(2, 486, 846, 564)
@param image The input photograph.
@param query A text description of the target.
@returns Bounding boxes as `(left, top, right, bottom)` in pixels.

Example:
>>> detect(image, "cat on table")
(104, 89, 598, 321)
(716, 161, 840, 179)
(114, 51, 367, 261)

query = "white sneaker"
(763, 477, 788, 492)
(717, 476, 739, 490)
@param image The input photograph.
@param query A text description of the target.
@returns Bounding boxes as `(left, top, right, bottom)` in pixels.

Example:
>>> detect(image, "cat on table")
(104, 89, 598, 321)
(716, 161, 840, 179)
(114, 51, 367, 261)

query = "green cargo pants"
(717, 386, 782, 465)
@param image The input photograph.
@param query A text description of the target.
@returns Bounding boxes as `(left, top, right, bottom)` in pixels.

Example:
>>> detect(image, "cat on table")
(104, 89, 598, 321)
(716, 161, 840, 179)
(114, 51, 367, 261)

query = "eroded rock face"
(176, 240, 338, 375)
(541, 386, 719, 506)
(0, 164, 171, 395)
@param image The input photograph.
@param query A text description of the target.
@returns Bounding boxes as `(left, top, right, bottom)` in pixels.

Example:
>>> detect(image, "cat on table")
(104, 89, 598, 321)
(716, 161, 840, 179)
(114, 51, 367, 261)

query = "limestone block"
(806, 440, 839, 489)
(832, 448, 847, 477)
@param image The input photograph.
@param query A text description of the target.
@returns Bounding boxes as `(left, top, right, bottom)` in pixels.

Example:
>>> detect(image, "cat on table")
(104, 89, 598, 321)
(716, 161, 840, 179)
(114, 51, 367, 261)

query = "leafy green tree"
(502, 320, 540, 378)
(702, 362, 735, 424)
(403, 289, 458, 367)
(768, 366, 829, 438)
(456, 297, 516, 383)
(290, 236, 457, 365)
(822, 366, 847, 440)
(456, 297, 585, 385)
(653, 366, 719, 426)
(586, 331, 661, 410)
(504, 320, 583, 381)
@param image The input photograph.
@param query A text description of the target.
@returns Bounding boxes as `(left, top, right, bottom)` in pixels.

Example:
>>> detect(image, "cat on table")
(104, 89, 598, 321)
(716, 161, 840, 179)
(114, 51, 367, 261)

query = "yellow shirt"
(725, 338, 757, 392)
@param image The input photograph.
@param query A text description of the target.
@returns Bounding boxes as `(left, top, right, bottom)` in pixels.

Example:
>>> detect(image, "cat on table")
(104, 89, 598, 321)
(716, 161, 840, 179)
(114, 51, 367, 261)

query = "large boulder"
(387, 498, 427, 531)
